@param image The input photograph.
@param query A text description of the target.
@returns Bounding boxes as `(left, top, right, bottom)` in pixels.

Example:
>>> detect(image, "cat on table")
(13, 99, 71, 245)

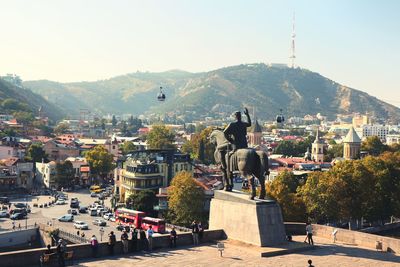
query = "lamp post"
(25, 197, 28, 229)
(99, 227, 104, 242)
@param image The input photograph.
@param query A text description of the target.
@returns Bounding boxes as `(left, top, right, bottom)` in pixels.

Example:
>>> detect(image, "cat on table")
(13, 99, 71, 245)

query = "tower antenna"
(289, 12, 296, 68)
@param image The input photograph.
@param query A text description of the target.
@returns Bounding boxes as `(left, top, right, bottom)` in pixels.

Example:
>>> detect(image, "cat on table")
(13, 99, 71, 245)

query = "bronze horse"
(209, 129, 269, 200)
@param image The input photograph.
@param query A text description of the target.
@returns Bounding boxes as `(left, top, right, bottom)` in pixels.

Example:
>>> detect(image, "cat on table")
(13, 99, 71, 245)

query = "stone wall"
(0, 229, 225, 267)
(284, 222, 306, 236)
(0, 228, 39, 248)
(360, 222, 400, 234)
(312, 224, 400, 254)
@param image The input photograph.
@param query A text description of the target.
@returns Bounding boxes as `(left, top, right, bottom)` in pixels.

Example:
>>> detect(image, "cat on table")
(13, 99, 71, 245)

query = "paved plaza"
(72, 236, 400, 267)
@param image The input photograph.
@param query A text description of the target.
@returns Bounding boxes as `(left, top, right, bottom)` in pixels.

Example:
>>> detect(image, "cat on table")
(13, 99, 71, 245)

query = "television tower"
(289, 12, 296, 68)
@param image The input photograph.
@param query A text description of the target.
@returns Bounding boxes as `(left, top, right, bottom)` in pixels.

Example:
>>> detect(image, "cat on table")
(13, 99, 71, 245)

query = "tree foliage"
(55, 161, 74, 189)
(120, 141, 136, 155)
(54, 123, 70, 135)
(167, 171, 205, 226)
(85, 146, 114, 180)
(275, 136, 315, 157)
(181, 127, 215, 164)
(125, 190, 157, 217)
(266, 170, 307, 222)
(26, 143, 48, 162)
(147, 124, 176, 149)
(361, 136, 387, 156)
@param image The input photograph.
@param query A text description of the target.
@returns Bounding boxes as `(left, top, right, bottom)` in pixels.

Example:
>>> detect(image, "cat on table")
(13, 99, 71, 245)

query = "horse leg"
(258, 174, 266, 199)
(249, 175, 256, 200)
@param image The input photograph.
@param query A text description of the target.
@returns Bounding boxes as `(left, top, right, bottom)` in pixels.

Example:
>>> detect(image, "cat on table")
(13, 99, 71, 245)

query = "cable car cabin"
(115, 208, 146, 228)
(141, 217, 166, 233)
(276, 115, 285, 123)
(157, 86, 166, 101)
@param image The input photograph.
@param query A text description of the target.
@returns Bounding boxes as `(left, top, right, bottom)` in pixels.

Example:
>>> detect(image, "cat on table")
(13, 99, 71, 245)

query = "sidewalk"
(73, 236, 400, 267)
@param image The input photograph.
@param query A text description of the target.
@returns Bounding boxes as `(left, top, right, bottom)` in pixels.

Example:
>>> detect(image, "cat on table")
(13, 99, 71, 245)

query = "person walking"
(90, 235, 99, 258)
(121, 230, 129, 253)
(305, 222, 314, 245)
(81, 232, 85, 238)
(76, 230, 80, 236)
(18, 223, 21, 230)
(170, 227, 177, 248)
(191, 221, 199, 245)
(108, 231, 116, 255)
(147, 226, 154, 251)
(131, 227, 138, 252)
(12, 221, 15, 231)
(139, 227, 147, 251)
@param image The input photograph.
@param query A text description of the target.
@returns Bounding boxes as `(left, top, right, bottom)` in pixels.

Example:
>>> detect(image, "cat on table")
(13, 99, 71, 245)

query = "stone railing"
(0, 229, 225, 267)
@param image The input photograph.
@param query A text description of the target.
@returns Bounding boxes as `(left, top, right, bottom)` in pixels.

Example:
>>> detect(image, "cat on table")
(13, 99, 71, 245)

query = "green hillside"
(23, 64, 400, 123)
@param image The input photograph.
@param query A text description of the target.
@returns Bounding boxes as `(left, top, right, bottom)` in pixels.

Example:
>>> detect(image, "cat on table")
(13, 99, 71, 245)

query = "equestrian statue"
(209, 107, 269, 200)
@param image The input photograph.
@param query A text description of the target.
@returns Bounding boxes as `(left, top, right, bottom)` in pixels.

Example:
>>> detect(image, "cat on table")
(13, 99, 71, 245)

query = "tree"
(168, 171, 205, 226)
(324, 143, 343, 162)
(13, 111, 34, 124)
(266, 170, 307, 222)
(85, 146, 114, 182)
(55, 161, 74, 189)
(147, 125, 176, 149)
(186, 124, 196, 134)
(125, 190, 158, 216)
(26, 143, 48, 162)
(120, 141, 136, 155)
(361, 136, 387, 156)
(181, 127, 215, 164)
(54, 123, 69, 135)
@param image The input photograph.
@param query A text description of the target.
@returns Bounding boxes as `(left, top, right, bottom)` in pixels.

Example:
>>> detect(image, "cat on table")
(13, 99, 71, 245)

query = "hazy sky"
(1, 0, 400, 106)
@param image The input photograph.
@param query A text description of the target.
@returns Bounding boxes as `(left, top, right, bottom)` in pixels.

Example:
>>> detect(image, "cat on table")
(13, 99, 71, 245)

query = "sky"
(1, 0, 400, 106)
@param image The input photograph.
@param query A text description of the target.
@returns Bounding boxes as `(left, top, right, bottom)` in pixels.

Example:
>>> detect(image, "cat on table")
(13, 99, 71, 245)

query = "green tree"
(55, 161, 74, 189)
(54, 123, 69, 135)
(125, 190, 158, 216)
(120, 141, 136, 155)
(26, 143, 48, 162)
(266, 170, 307, 222)
(324, 143, 343, 162)
(147, 125, 176, 149)
(168, 171, 205, 226)
(85, 146, 114, 182)
(13, 111, 34, 124)
(361, 136, 387, 156)
(182, 127, 215, 164)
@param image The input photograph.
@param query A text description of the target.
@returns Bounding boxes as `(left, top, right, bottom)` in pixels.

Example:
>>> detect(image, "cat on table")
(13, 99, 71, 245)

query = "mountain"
(23, 64, 400, 123)
(0, 78, 64, 122)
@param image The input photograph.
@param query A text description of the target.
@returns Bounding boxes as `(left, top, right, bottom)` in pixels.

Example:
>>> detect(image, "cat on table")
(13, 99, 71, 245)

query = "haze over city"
(1, 0, 400, 106)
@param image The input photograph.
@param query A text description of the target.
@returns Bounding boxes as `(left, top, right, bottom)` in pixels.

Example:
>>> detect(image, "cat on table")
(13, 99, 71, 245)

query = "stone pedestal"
(209, 190, 286, 247)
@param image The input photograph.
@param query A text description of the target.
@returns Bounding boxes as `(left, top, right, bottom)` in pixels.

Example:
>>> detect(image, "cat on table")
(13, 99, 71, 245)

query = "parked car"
(10, 212, 26, 220)
(67, 209, 78, 215)
(103, 213, 114, 220)
(93, 219, 107, 226)
(90, 192, 98, 198)
(74, 221, 89, 230)
(10, 208, 28, 215)
(79, 206, 88, 213)
(55, 200, 66, 205)
(96, 208, 106, 216)
(89, 208, 97, 216)
(0, 210, 9, 218)
(14, 203, 26, 209)
(58, 214, 74, 222)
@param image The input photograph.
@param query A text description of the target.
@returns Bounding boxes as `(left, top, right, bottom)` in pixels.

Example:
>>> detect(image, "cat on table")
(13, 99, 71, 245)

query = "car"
(79, 206, 88, 213)
(103, 213, 114, 220)
(0, 210, 9, 218)
(89, 208, 97, 216)
(98, 194, 105, 200)
(90, 192, 98, 197)
(70, 200, 79, 208)
(93, 219, 107, 226)
(74, 221, 89, 230)
(10, 208, 28, 215)
(96, 208, 106, 216)
(58, 214, 74, 222)
(67, 209, 78, 215)
(10, 212, 26, 220)
(55, 200, 66, 205)
(14, 203, 26, 209)
(116, 224, 125, 231)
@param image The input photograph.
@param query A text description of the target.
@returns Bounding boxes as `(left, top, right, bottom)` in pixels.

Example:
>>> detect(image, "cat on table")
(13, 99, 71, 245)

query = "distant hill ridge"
(23, 64, 400, 123)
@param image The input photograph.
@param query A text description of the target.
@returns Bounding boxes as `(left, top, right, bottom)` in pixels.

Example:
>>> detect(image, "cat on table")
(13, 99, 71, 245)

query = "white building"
(35, 161, 57, 189)
(386, 134, 400, 146)
(359, 125, 389, 141)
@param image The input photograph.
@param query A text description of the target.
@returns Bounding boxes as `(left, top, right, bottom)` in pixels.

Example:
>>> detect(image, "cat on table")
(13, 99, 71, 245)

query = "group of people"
(40, 239, 67, 267)
(191, 221, 204, 246)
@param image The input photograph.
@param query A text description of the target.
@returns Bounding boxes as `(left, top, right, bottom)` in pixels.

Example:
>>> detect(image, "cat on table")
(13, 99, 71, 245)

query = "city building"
(248, 120, 262, 147)
(43, 140, 80, 161)
(35, 161, 57, 189)
(386, 134, 400, 146)
(119, 149, 192, 202)
(359, 124, 389, 141)
(343, 127, 361, 160)
(311, 130, 325, 162)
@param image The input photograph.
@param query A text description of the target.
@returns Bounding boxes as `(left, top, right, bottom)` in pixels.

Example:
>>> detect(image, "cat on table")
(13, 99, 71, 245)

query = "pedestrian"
(108, 231, 116, 255)
(56, 239, 65, 267)
(12, 221, 15, 230)
(191, 221, 199, 245)
(305, 222, 314, 245)
(131, 227, 138, 252)
(18, 223, 21, 230)
(139, 227, 147, 251)
(332, 228, 338, 243)
(121, 230, 129, 253)
(77, 230, 80, 236)
(90, 235, 99, 257)
(147, 225, 154, 251)
(81, 232, 85, 238)
(198, 222, 204, 243)
(45, 244, 53, 255)
(307, 259, 315, 267)
(170, 227, 177, 248)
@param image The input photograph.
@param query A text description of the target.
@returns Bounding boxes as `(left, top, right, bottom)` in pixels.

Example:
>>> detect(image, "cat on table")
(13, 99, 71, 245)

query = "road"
(0, 189, 123, 242)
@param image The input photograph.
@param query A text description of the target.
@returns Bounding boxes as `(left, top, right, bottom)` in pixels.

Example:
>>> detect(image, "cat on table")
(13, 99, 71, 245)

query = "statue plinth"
(209, 190, 286, 247)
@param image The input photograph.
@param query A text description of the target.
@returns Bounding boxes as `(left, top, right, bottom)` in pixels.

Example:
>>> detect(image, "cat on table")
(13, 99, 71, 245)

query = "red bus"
(141, 217, 166, 233)
(115, 208, 145, 228)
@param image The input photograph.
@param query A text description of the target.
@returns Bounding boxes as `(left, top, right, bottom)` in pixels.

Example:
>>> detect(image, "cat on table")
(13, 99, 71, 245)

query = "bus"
(141, 217, 166, 233)
(114, 208, 166, 233)
(90, 185, 103, 193)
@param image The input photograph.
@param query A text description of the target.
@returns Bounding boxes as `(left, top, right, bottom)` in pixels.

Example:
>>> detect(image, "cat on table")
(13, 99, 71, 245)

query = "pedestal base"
(209, 190, 286, 247)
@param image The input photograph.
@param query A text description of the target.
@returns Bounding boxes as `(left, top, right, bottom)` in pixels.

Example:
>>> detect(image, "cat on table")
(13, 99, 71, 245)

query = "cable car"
(276, 109, 285, 123)
(157, 86, 166, 101)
